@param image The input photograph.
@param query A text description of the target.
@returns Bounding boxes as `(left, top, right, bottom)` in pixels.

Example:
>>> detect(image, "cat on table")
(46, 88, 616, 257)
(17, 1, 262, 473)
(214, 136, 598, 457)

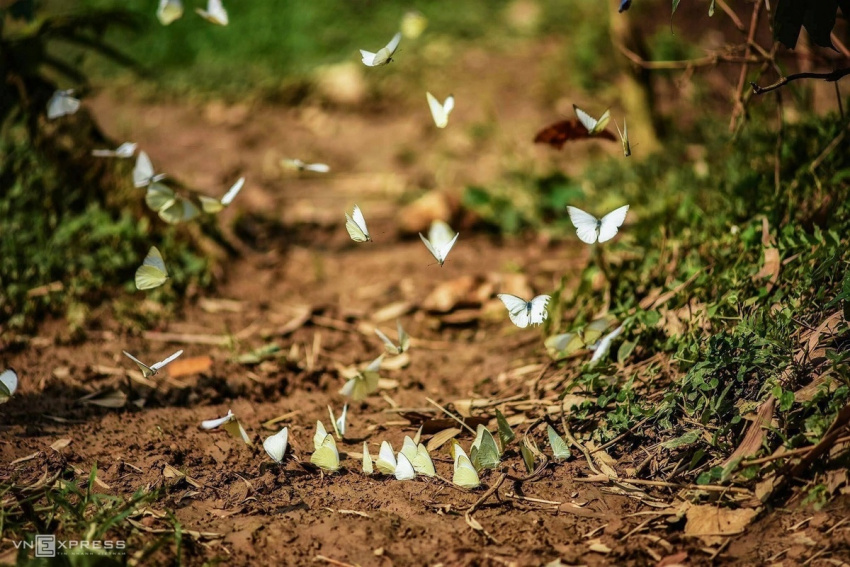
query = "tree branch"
(751, 67, 850, 95)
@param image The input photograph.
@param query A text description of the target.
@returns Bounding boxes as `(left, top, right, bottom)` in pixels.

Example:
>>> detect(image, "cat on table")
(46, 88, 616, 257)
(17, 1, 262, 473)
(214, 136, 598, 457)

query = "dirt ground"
(3, 45, 850, 567)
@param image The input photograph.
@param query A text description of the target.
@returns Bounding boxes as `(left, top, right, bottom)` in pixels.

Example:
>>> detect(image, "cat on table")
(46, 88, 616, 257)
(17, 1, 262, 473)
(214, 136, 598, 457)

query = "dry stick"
(592, 417, 651, 454)
(715, 0, 746, 32)
(831, 32, 850, 59)
(463, 472, 507, 514)
(615, 41, 759, 70)
(730, 0, 763, 131)
(741, 434, 850, 466)
(313, 555, 357, 567)
(425, 397, 477, 435)
(575, 476, 752, 495)
(836, 81, 845, 120)
(751, 67, 850, 95)
(561, 416, 603, 476)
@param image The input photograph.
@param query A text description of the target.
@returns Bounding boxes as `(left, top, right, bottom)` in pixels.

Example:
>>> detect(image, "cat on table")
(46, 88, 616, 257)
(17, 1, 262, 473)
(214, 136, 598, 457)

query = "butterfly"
(328, 404, 348, 439)
(574, 105, 612, 135)
(375, 320, 410, 355)
(400, 439, 436, 476)
(589, 324, 625, 365)
(544, 332, 584, 360)
(339, 355, 383, 400)
(135, 246, 169, 290)
(145, 183, 177, 213)
(282, 159, 330, 173)
(496, 294, 551, 328)
(311, 433, 341, 471)
(157, 0, 184, 25)
(133, 151, 166, 188)
(0, 369, 18, 403)
(362, 442, 374, 474)
(196, 0, 228, 25)
(533, 110, 617, 149)
(419, 220, 459, 267)
(619, 0, 632, 12)
(361, 32, 402, 66)
(495, 409, 516, 451)
(47, 90, 80, 120)
(92, 142, 137, 158)
(521, 440, 535, 473)
(200, 409, 251, 444)
(263, 427, 289, 463)
(159, 196, 200, 224)
(122, 349, 183, 378)
(470, 426, 501, 471)
(345, 205, 371, 243)
(547, 425, 571, 460)
(426, 92, 455, 128)
(566, 205, 629, 244)
(199, 177, 245, 214)
(394, 451, 416, 480)
(450, 442, 480, 489)
(376, 440, 398, 475)
(614, 119, 631, 157)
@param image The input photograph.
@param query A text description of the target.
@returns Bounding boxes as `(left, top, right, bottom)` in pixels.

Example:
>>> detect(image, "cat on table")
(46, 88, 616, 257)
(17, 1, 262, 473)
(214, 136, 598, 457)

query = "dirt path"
(3, 52, 849, 565)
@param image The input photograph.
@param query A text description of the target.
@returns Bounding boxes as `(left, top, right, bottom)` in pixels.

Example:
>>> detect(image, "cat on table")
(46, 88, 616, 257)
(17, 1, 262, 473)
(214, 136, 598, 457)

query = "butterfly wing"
(566, 206, 601, 244)
(547, 425, 572, 460)
(375, 327, 400, 354)
(159, 197, 199, 224)
(385, 32, 402, 55)
(376, 440, 397, 474)
(196, 0, 227, 24)
(597, 205, 629, 243)
(362, 442, 374, 474)
(199, 195, 224, 214)
(133, 152, 155, 187)
(453, 455, 480, 489)
(201, 410, 234, 430)
(335, 403, 348, 438)
(495, 409, 515, 450)
(345, 207, 370, 242)
(122, 350, 154, 377)
(263, 427, 289, 463)
(310, 435, 340, 471)
(150, 349, 184, 372)
(145, 183, 176, 212)
(47, 91, 80, 120)
(157, 0, 184, 25)
(394, 452, 416, 480)
(221, 177, 245, 206)
(397, 320, 410, 353)
(437, 233, 459, 265)
(305, 162, 330, 173)
(590, 324, 625, 364)
(135, 247, 168, 290)
(529, 295, 551, 326)
(313, 421, 328, 450)
(412, 444, 436, 476)
(0, 369, 18, 400)
(115, 143, 138, 158)
(593, 109, 611, 133)
(573, 105, 598, 133)
(360, 50, 377, 66)
(400, 436, 418, 463)
(426, 92, 448, 128)
(497, 293, 531, 328)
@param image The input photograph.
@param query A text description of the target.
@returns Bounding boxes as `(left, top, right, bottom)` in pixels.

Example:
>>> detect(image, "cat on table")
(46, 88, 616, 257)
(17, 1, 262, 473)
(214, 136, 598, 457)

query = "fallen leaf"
(426, 428, 462, 452)
(754, 247, 780, 290)
(422, 276, 482, 312)
(168, 355, 213, 378)
(586, 538, 612, 554)
(684, 505, 760, 545)
(657, 551, 688, 567)
(723, 396, 775, 466)
(50, 438, 72, 451)
(78, 389, 127, 408)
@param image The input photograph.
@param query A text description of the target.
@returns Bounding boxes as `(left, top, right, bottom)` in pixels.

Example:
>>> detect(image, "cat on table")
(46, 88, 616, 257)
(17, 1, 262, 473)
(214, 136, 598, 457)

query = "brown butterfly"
(534, 119, 617, 149)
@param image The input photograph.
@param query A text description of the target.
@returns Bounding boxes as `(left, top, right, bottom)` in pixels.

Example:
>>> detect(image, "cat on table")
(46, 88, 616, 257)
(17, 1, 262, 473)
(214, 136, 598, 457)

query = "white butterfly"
(328, 404, 348, 439)
(450, 441, 480, 489)
(133, 151, 166, 188)
(573, 104, 611, 135)
(400, 436, 434, 476)
(566, 205, 629, 244)
(360, 32, 402, 67)
(589, 324, 625, 365)
(426, 92, 455, 128)
(0, 369, 18, 403)
(92, 142, 137, 158)
(122, 349, 183, 378)
(345, 204, 371, 243)
(375, 320, 410, 355)
(497, 294, 550, 328)
(311, 434, 341, 471)
(196, 0, 228, 25)
(362, 442, 374, 475)
(282, 159, 330, 173)
(199, 177, 245, 214)
(419, 220, 459, 267)
(394, 451, 416, 481)
(158, 196, 200, 225)
(47, 90, 81, 120)
(614, 119, 631, 157)
(263, 427, 289, 463)
(338, 355, 383, 401)
(135, 246, 169, 290)
(547, 425, 571, 460)
(313, 420, 329, 451)
(200, 409, 251, 445)
(375, 440, 398, 475)
(157, 0, 184, 25)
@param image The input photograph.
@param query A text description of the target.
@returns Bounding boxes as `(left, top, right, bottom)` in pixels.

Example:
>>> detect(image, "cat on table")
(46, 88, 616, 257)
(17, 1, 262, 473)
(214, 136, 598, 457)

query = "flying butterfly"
(135, 246, 169, 290)
(419, 220, 459, 267)
(122, 349, 183, 378)
(196, 0, 228, 25)
(158, 196, 200, 225)
(544, 332, 584, 360)
(200, 409, 251, 445)
(338, 354, 383, 401)
(361, 32, 402, 67)
(92, 142, 137, 158)
(614, 119, 631, 157)
(534, 115, 616, 149)
(133, 151, 166, 188)
(157, 0, 183, 25)
(375, 320, 410, 355)
(567, 205, 629, 244)
(573, 105, 612, 135)
(497, 294, 551, 328)
(345, 205, 371, 243)
(263, 427, 289, 463)
(589, 324, 625, 365)
(282, 159, 330, 173)
(426, 92, 455, 129)
(0, 369, 18, 403)
(199, 177, 245, 214)
(47, 89, 80, 120)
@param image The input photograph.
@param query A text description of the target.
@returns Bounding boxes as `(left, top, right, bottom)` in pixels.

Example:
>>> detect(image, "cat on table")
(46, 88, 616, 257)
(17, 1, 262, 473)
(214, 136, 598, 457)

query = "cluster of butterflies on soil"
(28, 2, 638, 489)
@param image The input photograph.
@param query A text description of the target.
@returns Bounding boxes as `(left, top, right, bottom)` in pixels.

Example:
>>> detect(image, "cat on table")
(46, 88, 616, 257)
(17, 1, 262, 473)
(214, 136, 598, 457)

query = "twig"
(426, 397, 477, 435)
(463, 473, 507, 513)
(751, 67, 850, 95)
(561, 417, 602, 476)
(715, 0, 745, 32)
(574, 476, 752, 494)
(592, 417, 651, 453)
(730, 0, 763, 130)
(313, 555, 357, 567)
(615, 41, 759, 70)
(741, 434, 850, 466)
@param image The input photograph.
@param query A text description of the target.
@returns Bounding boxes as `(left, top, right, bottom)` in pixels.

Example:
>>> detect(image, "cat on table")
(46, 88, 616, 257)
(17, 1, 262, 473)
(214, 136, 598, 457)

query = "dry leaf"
(50, 438, 72, 451)
(421, 276, 482, 312)
(656, 551, 688, 567)
(586, 538, 612, 554)
(426, 427, 462, 452)
(723, 396, 775, 466)
(78, 389, 127, 408)
(754, 247, 780, 290)
(11, 452, 40, 465)
(168, 356, 213, 378)
(684, 505, 759, 545)
(370, 301, 413, 323)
